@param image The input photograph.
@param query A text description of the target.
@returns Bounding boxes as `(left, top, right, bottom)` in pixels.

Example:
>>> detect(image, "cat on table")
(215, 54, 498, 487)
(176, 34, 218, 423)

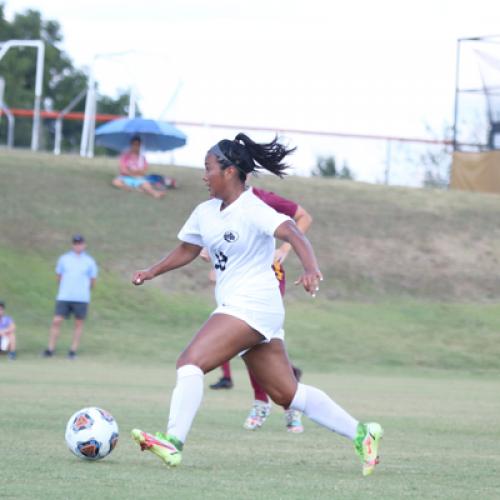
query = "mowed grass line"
(1, 360, 499, 500)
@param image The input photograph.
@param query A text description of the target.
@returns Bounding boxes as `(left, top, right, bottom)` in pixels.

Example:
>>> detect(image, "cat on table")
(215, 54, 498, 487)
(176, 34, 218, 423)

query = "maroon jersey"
(252, 187, 298, 296)
(252, 187, 298, 219)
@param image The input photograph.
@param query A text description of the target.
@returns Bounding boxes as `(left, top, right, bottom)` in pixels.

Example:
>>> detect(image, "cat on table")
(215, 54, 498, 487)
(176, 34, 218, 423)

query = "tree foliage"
(0, 4, 129, 152)
(313, 155, 354, 180)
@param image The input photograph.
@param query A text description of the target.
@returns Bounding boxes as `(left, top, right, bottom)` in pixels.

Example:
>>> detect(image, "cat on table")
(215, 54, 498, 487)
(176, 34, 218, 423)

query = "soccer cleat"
(131, 429, 182, 467)
(42, 349, 54, 358)
(67, 350, 77, 360)
(243, 400, 271, 430)
(209, 377, 234, 390)
(7, 351, 16, 360)
(284, 409, 304, 433)
(354, 422, 383, 476)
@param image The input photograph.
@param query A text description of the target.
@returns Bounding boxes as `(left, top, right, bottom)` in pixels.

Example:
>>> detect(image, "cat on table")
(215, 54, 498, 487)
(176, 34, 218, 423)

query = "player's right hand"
(132, 270, 153, 285)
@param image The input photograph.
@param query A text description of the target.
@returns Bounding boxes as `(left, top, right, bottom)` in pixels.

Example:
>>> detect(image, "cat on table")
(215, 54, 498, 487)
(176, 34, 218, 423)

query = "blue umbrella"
(95, 117, 187, 152)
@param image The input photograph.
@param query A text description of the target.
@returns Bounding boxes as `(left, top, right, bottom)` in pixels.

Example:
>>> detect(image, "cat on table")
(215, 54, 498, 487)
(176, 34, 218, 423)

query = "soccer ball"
(65, 407, 119, 460)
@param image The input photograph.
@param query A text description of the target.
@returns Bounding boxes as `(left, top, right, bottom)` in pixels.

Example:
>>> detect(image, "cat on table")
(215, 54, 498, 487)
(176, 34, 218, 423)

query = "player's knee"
(268, 387, 295, 408)
(176, 351, 204, 372)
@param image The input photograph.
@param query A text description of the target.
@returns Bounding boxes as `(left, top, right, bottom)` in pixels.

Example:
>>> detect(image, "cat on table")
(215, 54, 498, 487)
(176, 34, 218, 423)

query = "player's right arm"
(132, 242, 202, 285)
(275, 204, 312, 263)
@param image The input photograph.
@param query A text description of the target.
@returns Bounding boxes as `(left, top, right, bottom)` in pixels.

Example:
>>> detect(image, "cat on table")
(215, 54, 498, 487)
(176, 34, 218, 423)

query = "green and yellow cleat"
(131, 429, 182, 467)
(354, 422, 383, 476)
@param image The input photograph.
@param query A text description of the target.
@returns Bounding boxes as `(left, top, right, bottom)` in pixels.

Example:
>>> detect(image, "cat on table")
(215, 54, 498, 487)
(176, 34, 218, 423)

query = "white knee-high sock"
(167, 364, 204, 444)
(290, 383, 358, 440)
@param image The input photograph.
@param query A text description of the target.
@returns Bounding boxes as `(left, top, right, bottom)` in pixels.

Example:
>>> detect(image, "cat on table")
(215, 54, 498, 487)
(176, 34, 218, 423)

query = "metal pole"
(87, 82, 97, 157)
(128, 86, 136, 119)
(80, 69, 95, 157)
(384, 140, 391, 185)
(6, 110, 14, 148)
(452, 39, 461, 151)
(80, 50, 135, 157)
(0, 40, 45, 151)
(0, 76, 14, 147)
(0, 77, 4, 128)
(54, 118, 63, 155)
(31, 41, 45, 151)
(0, 40, 14, 62)
(54, 88, 87, 155)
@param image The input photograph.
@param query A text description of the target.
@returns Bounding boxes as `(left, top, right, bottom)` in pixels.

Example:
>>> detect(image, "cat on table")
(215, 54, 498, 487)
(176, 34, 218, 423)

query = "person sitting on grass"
(112, 135, 165, 199)
(0, 300, 17, 360)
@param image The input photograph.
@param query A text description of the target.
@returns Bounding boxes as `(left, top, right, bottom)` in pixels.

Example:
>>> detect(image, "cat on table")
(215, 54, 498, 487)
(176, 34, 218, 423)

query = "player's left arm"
(274, 220, 322, 296)
(275, 205, 313, 263)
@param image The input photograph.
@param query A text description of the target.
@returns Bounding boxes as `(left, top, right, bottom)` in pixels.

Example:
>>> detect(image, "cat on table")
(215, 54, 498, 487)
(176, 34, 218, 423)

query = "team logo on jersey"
(223, 231, 239, 243)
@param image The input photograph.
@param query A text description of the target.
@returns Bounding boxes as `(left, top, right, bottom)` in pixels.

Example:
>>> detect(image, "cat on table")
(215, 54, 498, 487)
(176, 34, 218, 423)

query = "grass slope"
(2, 149, 500, 301)
(1, 149, 500, 370)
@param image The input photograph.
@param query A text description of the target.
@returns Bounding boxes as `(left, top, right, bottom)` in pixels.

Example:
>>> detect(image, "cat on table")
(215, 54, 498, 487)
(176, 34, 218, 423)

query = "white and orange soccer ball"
(65, 407, 119, 460)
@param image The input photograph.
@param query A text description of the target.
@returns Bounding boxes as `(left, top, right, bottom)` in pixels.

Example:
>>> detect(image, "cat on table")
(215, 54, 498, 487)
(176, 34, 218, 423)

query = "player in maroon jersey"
(207, 187, 312, 433)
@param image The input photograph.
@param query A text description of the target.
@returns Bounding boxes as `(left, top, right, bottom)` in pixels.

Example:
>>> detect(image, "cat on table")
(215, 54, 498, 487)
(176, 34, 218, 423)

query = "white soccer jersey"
(178, 189, 291, 311)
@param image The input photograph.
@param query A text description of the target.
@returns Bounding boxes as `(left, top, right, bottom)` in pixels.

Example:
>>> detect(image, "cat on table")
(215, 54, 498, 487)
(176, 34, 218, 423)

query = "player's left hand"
(294, 269, 323, 297)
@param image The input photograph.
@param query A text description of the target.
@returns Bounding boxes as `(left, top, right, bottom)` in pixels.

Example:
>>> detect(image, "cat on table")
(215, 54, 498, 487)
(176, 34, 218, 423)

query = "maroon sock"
(248, 368, 269, 403)
(221, 361, 232, 379)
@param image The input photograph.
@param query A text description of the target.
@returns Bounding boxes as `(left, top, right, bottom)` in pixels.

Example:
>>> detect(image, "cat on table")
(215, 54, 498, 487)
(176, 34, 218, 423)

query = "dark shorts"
(55, 301, 88, 320)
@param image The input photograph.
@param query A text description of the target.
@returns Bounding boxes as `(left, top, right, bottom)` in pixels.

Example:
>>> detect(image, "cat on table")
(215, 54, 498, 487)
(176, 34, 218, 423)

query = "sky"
(4, 0, 500, 183)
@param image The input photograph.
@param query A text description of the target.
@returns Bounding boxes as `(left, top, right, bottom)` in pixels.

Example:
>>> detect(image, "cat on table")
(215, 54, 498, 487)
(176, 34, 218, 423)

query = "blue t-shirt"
(56, 251, 98, 303)
(0, 315, 13, 330)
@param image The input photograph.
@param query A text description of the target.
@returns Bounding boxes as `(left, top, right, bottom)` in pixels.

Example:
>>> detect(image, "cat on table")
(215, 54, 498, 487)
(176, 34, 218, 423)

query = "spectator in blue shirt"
(43, 234, 98, 359)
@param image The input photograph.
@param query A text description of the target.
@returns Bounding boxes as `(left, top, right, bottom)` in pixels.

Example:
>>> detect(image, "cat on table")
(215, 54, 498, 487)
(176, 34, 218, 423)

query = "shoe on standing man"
(43, 234, 98, 359)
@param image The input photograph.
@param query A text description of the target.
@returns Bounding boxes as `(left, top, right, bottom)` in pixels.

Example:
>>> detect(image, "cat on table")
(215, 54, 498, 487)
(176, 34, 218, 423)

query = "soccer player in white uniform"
(131, 133, 383, 476)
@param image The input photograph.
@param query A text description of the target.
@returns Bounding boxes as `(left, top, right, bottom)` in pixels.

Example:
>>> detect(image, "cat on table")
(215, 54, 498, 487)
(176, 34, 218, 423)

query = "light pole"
(0, 39, 45, 151)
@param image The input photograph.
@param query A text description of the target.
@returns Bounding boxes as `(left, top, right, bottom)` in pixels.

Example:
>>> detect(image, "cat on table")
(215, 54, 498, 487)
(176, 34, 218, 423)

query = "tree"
(312, 155, 354, 180)
(313, 156, 337, 177)
(417, 123, 452, 189)
(0, 4, 129, 152)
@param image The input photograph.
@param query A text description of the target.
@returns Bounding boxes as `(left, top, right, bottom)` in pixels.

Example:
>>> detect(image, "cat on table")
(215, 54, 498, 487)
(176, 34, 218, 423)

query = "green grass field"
(2, 361, 499, 499)
(1, 149, 500, 499)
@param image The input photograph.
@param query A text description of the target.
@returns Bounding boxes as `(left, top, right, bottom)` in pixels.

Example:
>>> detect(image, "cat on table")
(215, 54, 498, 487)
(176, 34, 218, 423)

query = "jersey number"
(214, 250, 228, 271)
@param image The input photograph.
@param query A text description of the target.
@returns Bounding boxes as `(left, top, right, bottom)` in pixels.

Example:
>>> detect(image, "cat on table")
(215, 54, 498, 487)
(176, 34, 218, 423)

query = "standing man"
(0, 300, 17, 360)
(43, 234, 98, 359)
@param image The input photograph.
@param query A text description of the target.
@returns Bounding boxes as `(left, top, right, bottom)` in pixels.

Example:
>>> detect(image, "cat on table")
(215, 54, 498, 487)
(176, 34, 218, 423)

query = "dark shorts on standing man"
(55, 300, 88, 319)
